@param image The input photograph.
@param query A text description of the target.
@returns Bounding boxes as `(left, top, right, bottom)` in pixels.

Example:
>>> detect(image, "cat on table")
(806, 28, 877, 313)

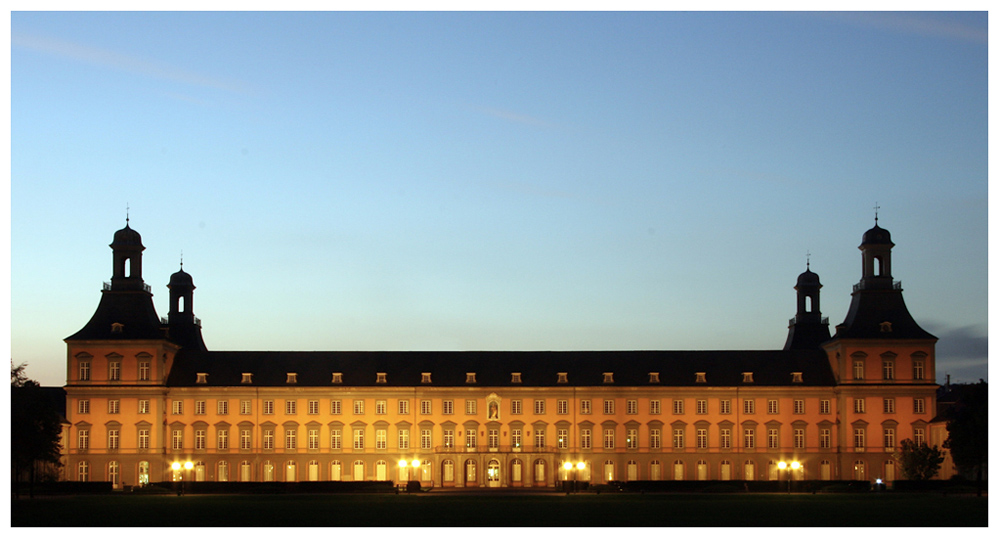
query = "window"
(820, 428, 831, 449)
(240, 400, 251, 415)
(791, 372, 803, 383)
(853, 360, 865, 380)
(603, 400, 615, 415)
(241, 429, 252, 450)
(650, 400, 662, 415)
(331, 372, 343, 384)
(108, 399, 119, 414)
(854, 398, 866, 414)
(511, 428, 522, 448)
(398, 400, 409, 415)
(883, 427, 895, 449)
(603, 428, 615, 449)
(820, 399, 831, 415)
(138, 361, 150, 381)
(78, 461, 89, 481)
(218, 429, 229, 450)
(488, 429, 499, 449)
(913, 398, 926, 414)
(696, 428, 708, 449)
(420, 400, 432, 415)
(172, 400, 183, 415)
(308, 400, 319, 415)
(374, 400, 386, 415)
(108, 428, 120, 450)
(263, 429, 274, 450)
(557, 428, 568, 449)
(626, 428, 638, 449)
(510, 399, 523, 415)
(581, 428, 592, 449)
(794, 428, 805, 449)
(421, 372, 432, 384)
(557, 372, 568, 384)
(650, 372, 661, 383)
(883, 398, 895, 414)
(913, 360, 925, 380)
(466, 429, 477, 448)
(673, 399, 684, 415)
(694, 372, 706, 383)
(353, 400, 364, 415)
(720, 428, 731, 450)
(443, 400, 454, 415)
(913, 426, 925, 445)
(672, 428, 684, 449)
(376, 429, 387, 449)
(465, 399, 477, 415)
(172, 429, 184, 450)
(743, 399, 755, 415)
(533, 399, 546, 415)
(511, 372, 522, 383)
(138, 428, 150, 450)
(743, 428, 755, 449)
(263, 400, 274, 415)
(398, 429, 409, 450)
(138, 399, 149, 414)
(195, 400, 206, 415)
(241, 373, 252, 384)
(109, 360, 121, 381)
(883, 360, 895, 380)
(78, 428, 90, 450)
(196, 373, 208, 384)
(420, 429, 432, 450)
(218, 400, 229, 415)
(330, 429, 342, 449)
(650, 428, 661, 449)
(557, 400, 568, 415)
(720, 399, 732, 415)
(793, 399, 805, 415)
(196, 429, 207, 450)
(330, 400, 342, 415)
(580, 400, 592, 415)
(854, 427, 865, 449)
(353, 429, 365, 450)
(79, 360, 90, 381)
(767, 428, 779, 449)
(533, 428, 545, 449)
(742, 372, 754, 383)
(375, 372, 386, 384)
(696, 399, 707, 415)
(285, 428, 297, 449)
(627, 399, 638, 415)
(465, 372, 476, 384)
(603, 372, 614, 384)
(767, 399, 779, 415)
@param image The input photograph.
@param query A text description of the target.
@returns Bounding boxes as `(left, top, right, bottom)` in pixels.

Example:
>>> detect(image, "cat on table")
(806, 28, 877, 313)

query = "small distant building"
(61, 218, 938, 488)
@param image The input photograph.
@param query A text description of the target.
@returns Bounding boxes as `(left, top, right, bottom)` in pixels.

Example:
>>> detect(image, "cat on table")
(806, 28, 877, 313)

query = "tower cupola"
(783, 261, 831, 350)
(858, 219, 895, 290)
(110, 220, 146, 291)
(166, 260, 207, 351)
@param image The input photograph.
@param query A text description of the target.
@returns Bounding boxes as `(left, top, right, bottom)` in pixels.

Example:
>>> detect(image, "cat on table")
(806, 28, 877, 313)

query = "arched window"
(240, 460, 252, 482)
(720, 460, 732, 481)
(330, 460, 342, 481)
(108, 461, 120, 487)
(650, 460, 661, 481)
(626, 460, 638, 481)
(353, 460, 365, 481)
(673, 460, 684, 480)
(218, 461, 229, 482)
(138, 461, 150, 486)
(78, 461, 89, 482)
(533, 459, 546, 485)
(262, 461, 274, 482)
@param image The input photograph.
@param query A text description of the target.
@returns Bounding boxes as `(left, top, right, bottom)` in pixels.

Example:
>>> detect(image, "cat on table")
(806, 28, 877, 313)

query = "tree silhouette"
(944, 380, 988, 496)
(11, 362, 64, 498)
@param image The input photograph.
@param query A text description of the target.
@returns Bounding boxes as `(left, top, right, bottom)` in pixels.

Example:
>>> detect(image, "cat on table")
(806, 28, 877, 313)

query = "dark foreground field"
(11, 492, 987, 527)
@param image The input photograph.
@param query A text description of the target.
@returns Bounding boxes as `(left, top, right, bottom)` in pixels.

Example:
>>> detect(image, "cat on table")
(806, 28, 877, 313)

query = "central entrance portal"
(487, 459, 501, 487)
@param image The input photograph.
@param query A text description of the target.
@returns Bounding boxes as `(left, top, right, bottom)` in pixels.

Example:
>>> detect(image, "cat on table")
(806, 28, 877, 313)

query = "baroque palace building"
(63, 219, 938, 488)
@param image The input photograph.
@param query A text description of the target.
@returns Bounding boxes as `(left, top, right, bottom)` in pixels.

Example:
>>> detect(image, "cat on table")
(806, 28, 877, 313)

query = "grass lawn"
(11, 492, 988, 527)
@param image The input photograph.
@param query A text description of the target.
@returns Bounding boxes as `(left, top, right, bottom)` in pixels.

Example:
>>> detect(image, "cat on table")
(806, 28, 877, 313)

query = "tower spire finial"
(126, 203, 130, 226)
(806, 250, 811, 270)
(874, 202, 880, 224)
(180, 250, 183, 269)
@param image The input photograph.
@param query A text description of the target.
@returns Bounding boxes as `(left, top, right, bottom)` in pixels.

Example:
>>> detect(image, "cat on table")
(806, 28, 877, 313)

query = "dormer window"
(196, 373, 208, 384)
(466, 372, 477, 384)
(421, 372, 432, 384)
(791, 372, 803, 383)
(376, 372, 387, 384)
(603, 372, 614, 384)
(511, 372, 522, 384)
(880, 321, 893, 333)
(286, 372, 298, 384)
(331, 372, 343, 384)
(557, 372, 568, 384)
(649, 372, 661, 383)
(111, 322, 124, 334)
(742, 372, 754, 383)
(695, 372, 706, 383)
(241, 373, 252, 384)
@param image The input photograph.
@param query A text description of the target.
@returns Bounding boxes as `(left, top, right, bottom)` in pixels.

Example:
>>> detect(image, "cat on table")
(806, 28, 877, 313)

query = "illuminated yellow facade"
(63, 220, 938, 488)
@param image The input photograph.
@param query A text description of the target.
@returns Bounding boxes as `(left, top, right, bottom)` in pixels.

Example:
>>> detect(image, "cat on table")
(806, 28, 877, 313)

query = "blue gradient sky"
(9, 11, 988, 387)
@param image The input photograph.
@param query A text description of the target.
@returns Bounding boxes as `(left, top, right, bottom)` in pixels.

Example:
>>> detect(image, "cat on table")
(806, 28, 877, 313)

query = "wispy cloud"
(820, 12, 987, 45)
(12, 32, 251, 94)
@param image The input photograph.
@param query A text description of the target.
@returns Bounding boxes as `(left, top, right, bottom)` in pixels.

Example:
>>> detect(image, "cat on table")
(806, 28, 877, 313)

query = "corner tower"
(167, 262, 207, 351)
(783, 262, 831, 350)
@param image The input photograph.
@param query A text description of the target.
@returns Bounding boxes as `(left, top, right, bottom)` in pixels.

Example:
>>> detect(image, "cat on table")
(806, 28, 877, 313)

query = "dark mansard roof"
(166, 348, 836, 388)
